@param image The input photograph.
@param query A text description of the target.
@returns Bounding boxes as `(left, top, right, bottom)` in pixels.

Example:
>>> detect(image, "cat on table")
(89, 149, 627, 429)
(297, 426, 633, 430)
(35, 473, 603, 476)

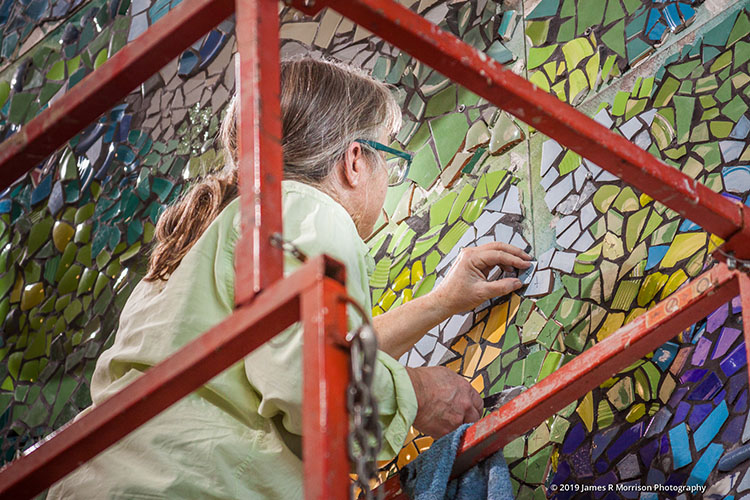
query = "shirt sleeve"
(242, 188, 417, 461)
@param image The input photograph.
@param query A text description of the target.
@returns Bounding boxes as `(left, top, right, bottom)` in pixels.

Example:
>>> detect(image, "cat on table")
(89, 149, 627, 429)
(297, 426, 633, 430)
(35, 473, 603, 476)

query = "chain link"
(270, 234, 383, 498)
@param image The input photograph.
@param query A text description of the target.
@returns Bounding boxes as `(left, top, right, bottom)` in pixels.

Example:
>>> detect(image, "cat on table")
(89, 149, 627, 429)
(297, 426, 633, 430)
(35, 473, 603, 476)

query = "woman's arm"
(374, 242, 532, 359)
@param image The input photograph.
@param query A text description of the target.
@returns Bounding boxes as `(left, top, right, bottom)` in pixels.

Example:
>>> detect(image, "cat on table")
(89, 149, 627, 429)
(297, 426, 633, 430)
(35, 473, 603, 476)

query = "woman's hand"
(431, 242, 532, 317)
(406, 366, 483, 438)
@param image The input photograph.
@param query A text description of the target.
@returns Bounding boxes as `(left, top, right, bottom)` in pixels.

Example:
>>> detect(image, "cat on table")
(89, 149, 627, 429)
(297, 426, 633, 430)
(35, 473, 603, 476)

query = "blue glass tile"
(730, 115, 750, 139)
(669, 423, 691, 469)
(646, 9, 661, 33)
(687, 372, 723, 401)
(674, 401, 690, 424)
(526, 0, 559, 19)
(688, 404, 713, 429)
(679, 219, 700, 232)
(552, 459, 571, 484)
(149, 0, 171, 23)
(569, 443, 593, 478)
(681, 368, 707, 384)
(663, 3, 681, 30)
(562, 422, 585, 454)
(30, 174, 52, 205)
(720, 415, 745, 447)
(198, 30, 226, 67)
(694, 401, 728, 451)
(678, 3, 696, 21)
(619, 480, 640, 499)
(736, 390, 748, 413)
(646, 407, 672, 438)
(720, 343, 747, 377)
(639, 439, 659, 467)
(729, 372, 746, 406)
(649, 22, 667, 41)
(592, 427, 619, 460)
(178, 51, 198, 76)
(669, 386, 689, 408)
(0, 198, 10, 214)
(594, 458, 608, 474)
(593, 471, 617, 490)
(626, 9, 649, 38)
(718, 443, 750, 472)
(116, 114, 132, 143)
(48, 181, 63, 215)
(607, 422, 644, 462)
(713, 389, 727, 405)
(646, 246, 669, 271)
(660, 434, 670, 455)
(686, 443, 724, 486)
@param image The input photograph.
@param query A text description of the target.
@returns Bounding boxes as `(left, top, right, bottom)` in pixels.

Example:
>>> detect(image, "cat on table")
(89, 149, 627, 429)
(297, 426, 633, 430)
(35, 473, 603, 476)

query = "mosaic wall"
(2, 0, 750, 498)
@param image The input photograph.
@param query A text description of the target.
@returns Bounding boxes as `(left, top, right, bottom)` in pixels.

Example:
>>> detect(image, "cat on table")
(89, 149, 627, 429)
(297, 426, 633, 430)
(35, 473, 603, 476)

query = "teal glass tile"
(694, 401, 728, 452)
(669, 422, 691, 469)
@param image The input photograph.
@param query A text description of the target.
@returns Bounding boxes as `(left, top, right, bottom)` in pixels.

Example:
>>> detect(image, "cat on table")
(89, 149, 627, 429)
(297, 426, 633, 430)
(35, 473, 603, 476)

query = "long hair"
(144, 56, 402, 281)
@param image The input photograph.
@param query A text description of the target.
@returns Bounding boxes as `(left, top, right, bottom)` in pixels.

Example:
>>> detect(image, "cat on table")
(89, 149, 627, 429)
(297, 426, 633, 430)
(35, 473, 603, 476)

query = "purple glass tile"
(691, 337, 712, 366)
(668, 387, 689, 408)
(687, 372, 723, 401)
(707, 304, 728, 333)
(639, 439, 659, 467)
(660, 434, 670, 455)
(607, 422, 645, 462)
(674, 401, 690, 424)
(735, 390, 748, 413)
(688, 404, 712, 429)
(569, 443, 593, 478)
(595, 458, 609, 474)
(720, 415, 745, 446)
(712, 327, 741, 359)
(562, 422, 586, 455)
(617, 453, 640, 480)
(732, 295, 742, 314)
(681, 368, 707, 384)
(552, 460, 571, 484)
(713, 389, 727, 405)
(593, 472, 617, 498)
(647, 467, 665, 486)
(619, 480, 641, 499)
(720, 343, 747, 377)
(592, 427, 620, 461)
(666, 471, 688, 486)
(728, 372, 747, 403)
(602, 492, 620, 500)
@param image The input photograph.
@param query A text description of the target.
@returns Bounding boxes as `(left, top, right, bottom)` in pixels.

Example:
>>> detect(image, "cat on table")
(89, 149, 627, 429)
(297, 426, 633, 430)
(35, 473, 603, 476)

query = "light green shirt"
(47, 180, 417, 499)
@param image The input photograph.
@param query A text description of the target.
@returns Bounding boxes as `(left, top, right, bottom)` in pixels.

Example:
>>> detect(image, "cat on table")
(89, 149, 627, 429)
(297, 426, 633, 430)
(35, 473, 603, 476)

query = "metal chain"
(270, 233, 383, 499)
(714, 247, 750, 272)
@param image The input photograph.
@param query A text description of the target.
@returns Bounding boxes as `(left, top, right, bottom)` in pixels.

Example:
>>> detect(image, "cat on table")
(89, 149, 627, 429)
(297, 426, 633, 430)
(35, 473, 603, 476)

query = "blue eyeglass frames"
(355, 139, 412, 187)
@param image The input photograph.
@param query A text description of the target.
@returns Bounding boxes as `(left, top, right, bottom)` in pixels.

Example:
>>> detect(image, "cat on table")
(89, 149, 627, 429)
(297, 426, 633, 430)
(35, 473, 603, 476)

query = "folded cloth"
(399, 424, 514, 500)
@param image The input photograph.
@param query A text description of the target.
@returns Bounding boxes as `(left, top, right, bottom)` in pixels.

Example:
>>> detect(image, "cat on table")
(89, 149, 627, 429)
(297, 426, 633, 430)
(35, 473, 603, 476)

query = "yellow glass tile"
(397, 440, 418, 469)
(452, 337, 469, 355)
(446, 358, 462, 372)
(483, 301, 509, 343)
(478, 346, 502, 371)
(639, 193, 653, 206)
(372, 305, 384, 317)
(576, 391, 594, 432)
(476, 309, 489, 322)
(626, 403, 646, 423)
(624, 307, 646, 324)
(508, 292, 521, 323)
(379, 288, 397, 310)
(659, 374, 675, 404)
(660, 269, 688, 300)
(406, 425, 419, 442)
(660, 233, 707, 268)
(596, 312, 625, 341)
(708, 234, 724, 253)
(392, 267, 411, 292)
(471, 375, 484, 393)
(467, 323, 483, 343)
(414, 436, 434, 453)
(463, 344, 482, 378)
(597, 400, 614, 428)
(10, 275, 22, 303)
(402, 289, 413, 303)
(600, 376, 619, 389)
(411, 261, 424, 285)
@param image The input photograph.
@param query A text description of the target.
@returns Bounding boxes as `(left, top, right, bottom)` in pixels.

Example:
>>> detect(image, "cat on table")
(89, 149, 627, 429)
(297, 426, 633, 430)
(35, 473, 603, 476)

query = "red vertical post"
(737, 272, 750, 389)
(234, 0, 285, 306)
(302, 276, 351, 500)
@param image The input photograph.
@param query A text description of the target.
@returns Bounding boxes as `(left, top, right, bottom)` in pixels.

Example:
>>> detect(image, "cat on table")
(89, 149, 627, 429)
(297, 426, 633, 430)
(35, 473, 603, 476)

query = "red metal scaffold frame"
(0, 0, 749, 498)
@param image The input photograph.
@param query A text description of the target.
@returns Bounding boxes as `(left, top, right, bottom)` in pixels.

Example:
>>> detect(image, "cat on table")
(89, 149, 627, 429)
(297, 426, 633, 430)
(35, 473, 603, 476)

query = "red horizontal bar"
(0, 0, 234, 186)
(291, 0, 750, 256)
(0, 255, 344, 500)
(379, 263, 739, 498)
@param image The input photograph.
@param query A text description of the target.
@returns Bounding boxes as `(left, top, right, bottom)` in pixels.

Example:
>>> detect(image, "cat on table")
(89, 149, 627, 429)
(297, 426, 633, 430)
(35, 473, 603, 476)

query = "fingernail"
(513, 279, 522, 287)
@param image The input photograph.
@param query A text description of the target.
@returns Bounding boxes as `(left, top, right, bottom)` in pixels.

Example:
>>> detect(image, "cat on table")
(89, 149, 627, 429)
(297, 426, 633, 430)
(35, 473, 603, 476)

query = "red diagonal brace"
(234, 0, 284, 304)
(290, 0, 750, 257)
(0, 0, 233, 185)
(379, 263, 740, 498)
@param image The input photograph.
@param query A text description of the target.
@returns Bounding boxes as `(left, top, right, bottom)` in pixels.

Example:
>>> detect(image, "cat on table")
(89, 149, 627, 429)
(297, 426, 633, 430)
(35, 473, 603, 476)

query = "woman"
(47, 56, 531, 499)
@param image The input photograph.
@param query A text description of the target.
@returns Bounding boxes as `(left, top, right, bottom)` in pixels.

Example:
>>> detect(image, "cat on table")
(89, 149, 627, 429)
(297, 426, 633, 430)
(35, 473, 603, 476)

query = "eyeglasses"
(355, 139, 412, 187)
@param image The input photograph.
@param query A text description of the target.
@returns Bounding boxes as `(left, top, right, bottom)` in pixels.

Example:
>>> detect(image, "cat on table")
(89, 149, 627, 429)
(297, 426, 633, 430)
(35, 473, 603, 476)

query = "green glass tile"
(411, 227, 441, 260)
(407, 147, 440, 190)
(27, 218, 54, 257)
(388, 253, 409, 282)
(580, 270, 601, 301)
(716, 79, 733, 103)
(696, 75, 718, 94)
(735, 41, 750, 69)
(601, 20, 625, 58)
(726, 10, 750, 48)
(577, 0, 605, 35)
(601, 54, 618, 82)
(431, 114, 469, 167)
(611, 279, 640, 310)
(413, 273, 436, 298)
(678, 80, 693, 95)
(562, 38, 594, 71)
(437, 220, 469, 254)
(9, 93, 36, 124)
(704, 9, 739, 47)
(654, 77, 679, 107)
(407, 94, 424, 120)
(484, 170, 507, 196)
(63, 299, 82, 324)
(710, 120, 734, 138)
(560, 0, 575, 17)
(594, 185, 620, 213)
(670, 59, 700, 80)
(604, 0, 626, 24)
(526, 20, 550, 46)
(555, 298, 587, 327)
(448, 184, 473, 225)
(702, 108, 721, 121)
(640, 211, 664, 243)
(639, 77, 654, 98)
(556, 17, 576, 42)
(429, 192, 456, 227)
(622, 0, 640, 14)
(612, 91, 629, 116)
(58, 264, 83, 295)
(424, 86, 456, 117)
(536, 287, 565, 318)
(528, 45, 557, 70)
(536, 320, 560, 349)
(673, 96, 695, 144)
(710, 50, 732, 74)
(76, 268, 97, 296)
(625, 98, 647, 121)
(502, 324, 520, 351)
(722, 95, 748, 122)
(20, 283, 44, 312)
(539, 352, 563, 382)
(561, 275, 580, 296)
(524, 350, 546, 386)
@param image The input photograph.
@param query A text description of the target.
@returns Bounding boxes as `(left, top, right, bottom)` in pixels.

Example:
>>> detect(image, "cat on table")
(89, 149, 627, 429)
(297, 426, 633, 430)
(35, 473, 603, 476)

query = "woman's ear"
(341, 141, 366, 189)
